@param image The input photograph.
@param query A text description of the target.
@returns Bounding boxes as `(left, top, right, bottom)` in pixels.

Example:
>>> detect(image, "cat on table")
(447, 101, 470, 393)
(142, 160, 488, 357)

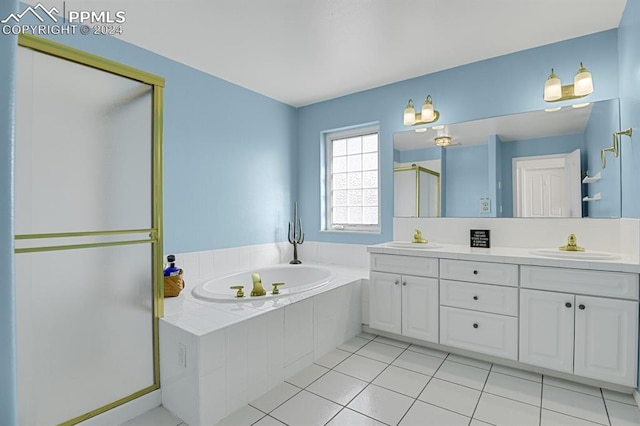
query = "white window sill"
(320, 228, 381, 235)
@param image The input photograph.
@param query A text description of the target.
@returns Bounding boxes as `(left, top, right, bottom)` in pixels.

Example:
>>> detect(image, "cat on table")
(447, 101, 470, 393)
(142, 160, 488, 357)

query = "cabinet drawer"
(440, 259, 518, 287)
(440, 306, 518, 360)
(371, 254, 438, 277)
(521, 266, 639, 300)
(440, 280, 518, 316)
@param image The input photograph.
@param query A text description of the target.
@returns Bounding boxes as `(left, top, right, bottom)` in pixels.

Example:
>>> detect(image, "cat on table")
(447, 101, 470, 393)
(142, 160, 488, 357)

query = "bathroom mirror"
(393, 98, 621, 218)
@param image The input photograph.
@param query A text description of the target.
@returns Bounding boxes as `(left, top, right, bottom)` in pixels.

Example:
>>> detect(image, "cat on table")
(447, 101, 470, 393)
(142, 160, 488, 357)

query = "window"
(325, 125, 380, 232)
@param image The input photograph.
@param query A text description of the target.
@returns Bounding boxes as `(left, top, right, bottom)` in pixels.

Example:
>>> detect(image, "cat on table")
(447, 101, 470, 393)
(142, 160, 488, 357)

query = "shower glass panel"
(15, 245, 154, 425)
(15, 35, 164, 426)
(15, 47, 152, 235)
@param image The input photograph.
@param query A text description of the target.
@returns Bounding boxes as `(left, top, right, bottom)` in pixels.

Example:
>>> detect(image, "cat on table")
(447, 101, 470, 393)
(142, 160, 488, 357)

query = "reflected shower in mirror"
(393, 99, 621, 218)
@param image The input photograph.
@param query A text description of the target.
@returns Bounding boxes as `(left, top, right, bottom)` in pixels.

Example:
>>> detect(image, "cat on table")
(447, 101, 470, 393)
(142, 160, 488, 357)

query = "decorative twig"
(288, 202, 304, 264)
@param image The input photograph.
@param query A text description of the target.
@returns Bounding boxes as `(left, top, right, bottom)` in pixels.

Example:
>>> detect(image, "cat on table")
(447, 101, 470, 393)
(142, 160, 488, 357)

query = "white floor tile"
(602, 389, 637, 406)
(250, 382, 300, 413)
(356, 341, 405, 363)
(121, 406, 182, 426)
(407, 344, 448, 359)
(434, 360, 489, 390)
(418, 378, 481, 417)
(542, 384, 609, 425)
(484, 371, 542, 406)
(372, 365, 430, 398)
(348, 384, 414, 425)
(469, 420, 494, 426)
(271, 390, 342, 426)
(606, 399, 640, 426)
(373, 336, 410, 348)
(307, 370, 368, 405)
(400, 401, 470, 426)
(474, 393, 540, 426)
(338, 336, 370, 353)
(541, 409, 604, 426)
(333, 354, 388, 382)
(357, 332, 378, 341)
(392, 350, 444, 376)
(252, 415, 286, 426)
(543, 376, 602, 397)
(491, 364, 542, 382)
(215, 405, 264, 426)
(315, 348, 352, 369)
(326, 408, 386, 425)
(286, 363, 329, 388)
(446, 353, 492, 370)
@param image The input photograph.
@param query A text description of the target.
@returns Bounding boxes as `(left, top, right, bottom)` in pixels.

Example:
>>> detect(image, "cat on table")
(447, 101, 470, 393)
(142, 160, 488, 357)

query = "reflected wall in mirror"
(393, 99, 621, 218)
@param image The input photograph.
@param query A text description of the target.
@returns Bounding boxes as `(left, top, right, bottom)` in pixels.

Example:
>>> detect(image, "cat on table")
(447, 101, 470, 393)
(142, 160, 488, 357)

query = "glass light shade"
(403, 100, 416, 125)
(544, 69, 562, 101)
(574, 63, 593, 97)
(434, 136, 451, 147)
(421, 99, 435, 122)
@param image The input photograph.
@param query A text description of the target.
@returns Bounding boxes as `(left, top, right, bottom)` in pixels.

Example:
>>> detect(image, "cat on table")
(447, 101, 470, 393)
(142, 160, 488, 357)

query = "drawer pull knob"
(473, 296, 478, 301)
(473, 323, 479, 329)
(394, 280, 399, 286)
(473, 270, 478, 275)
(402, 282, 407, 286)
(578, 304, 586, 310)
(565, 302, 572, 308)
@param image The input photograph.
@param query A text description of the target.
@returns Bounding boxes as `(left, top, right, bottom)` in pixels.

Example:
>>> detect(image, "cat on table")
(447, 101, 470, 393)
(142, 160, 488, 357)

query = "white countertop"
(368, 243, 640, 274)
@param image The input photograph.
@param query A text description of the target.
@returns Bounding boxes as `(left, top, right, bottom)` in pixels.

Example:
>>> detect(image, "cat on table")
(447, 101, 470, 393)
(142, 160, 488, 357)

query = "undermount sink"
(387, 241, 443, 249)
(530, 249, 621, 260)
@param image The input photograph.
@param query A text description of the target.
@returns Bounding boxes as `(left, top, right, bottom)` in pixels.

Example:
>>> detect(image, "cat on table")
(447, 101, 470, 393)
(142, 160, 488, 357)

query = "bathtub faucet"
(251, 273, 266, 296)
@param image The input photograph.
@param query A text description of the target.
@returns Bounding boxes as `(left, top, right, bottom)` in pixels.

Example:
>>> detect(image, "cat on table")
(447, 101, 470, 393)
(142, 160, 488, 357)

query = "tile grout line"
(539, 374, 544, 426)
(469, 360, 493, 423)
(600, 388, 613, 426)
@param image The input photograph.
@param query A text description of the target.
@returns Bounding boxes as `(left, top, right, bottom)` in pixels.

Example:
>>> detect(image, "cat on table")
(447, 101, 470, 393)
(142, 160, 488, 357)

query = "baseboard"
(634, 389, 640, 410)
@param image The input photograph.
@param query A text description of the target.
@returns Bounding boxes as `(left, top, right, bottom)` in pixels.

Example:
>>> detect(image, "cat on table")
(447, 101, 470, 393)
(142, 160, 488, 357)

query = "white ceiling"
(50, 0, 626, 107)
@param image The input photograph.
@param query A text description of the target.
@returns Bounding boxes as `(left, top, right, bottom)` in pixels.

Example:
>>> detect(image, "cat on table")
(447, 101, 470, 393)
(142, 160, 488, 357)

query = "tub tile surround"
(161, 242, 367, 425)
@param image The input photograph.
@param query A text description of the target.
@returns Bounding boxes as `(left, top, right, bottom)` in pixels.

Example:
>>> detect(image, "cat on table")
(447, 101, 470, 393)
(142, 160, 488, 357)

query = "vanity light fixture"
(403, 95, 440, 126)
(572, 102, 590, 109)
(434, 136, 452, 147)
(543, 63, 593, 102)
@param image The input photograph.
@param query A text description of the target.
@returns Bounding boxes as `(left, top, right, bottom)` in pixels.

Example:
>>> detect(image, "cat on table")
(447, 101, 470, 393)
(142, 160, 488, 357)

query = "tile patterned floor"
(128, 333, 640, 426)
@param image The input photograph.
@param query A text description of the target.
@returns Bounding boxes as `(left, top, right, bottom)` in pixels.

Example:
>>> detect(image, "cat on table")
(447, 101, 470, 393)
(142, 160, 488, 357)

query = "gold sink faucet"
(251, 273, 266, 296)
(559, 233, 585, 252)
(412, 229, 428, 243)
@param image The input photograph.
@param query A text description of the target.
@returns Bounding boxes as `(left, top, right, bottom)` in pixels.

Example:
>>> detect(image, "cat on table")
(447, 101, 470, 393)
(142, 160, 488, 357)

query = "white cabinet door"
(519, 289, 574, 373)
(574, 296, 638, 387)
(402, 276, 438, 342)
(369, 271, 401, 334)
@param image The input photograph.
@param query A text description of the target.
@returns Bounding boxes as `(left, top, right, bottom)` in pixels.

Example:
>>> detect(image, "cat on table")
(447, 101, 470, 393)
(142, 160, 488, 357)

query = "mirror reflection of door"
(514, 149, 582, 217)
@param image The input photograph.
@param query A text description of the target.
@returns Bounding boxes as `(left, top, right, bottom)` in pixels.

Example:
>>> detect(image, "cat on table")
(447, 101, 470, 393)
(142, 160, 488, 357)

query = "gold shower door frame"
(15, 34, 165, 425)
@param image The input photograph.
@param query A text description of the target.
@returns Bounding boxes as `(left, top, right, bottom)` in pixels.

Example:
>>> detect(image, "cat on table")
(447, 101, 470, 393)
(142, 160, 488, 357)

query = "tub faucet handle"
(230, 285, 245, 298)
(271, 282, 285, 295)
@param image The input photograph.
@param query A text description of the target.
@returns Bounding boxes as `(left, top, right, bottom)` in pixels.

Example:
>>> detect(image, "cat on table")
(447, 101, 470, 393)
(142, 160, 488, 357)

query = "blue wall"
(584, 99, 622, 218)
(617, 0, 640, 393)
(22, 27, 298, 254)
(0, 1, 18, 423)
(619, 0, 640, 219)
(500, 134, 585, 217)
(445, 144, 490, 217)
(395, 146, 442, 164)
(297, 30, 619, 244)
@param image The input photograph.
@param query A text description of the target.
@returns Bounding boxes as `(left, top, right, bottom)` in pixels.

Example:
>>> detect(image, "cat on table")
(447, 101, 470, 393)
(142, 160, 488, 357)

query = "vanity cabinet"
(519, 266, 639, 387)
(439, 260, 519, 360)
(369, 255, 439, 342)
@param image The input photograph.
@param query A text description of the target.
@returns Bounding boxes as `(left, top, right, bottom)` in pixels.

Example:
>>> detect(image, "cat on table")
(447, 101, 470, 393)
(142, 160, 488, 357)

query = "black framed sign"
(470, 229, 491, 248)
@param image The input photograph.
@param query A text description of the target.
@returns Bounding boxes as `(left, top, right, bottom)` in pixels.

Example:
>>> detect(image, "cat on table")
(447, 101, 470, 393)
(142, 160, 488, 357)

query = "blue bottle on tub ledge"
(164, 255, 180, 277)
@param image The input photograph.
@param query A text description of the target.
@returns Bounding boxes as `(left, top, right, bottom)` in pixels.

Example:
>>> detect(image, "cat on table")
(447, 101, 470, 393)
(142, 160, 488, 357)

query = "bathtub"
(191, 264, 335, 302)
